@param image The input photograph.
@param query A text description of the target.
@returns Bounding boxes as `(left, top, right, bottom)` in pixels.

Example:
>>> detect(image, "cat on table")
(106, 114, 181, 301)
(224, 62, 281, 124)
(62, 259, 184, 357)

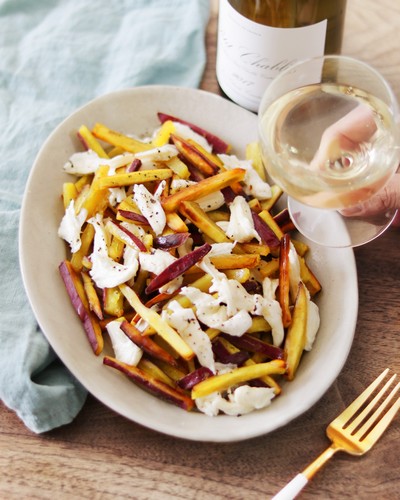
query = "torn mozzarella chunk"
(182, 286, 252, 336)
(163, 301, 215, 372)
(305, 299, 320, 351)
(63, 150, 135, 175)
(139, 249, 183, 293)
(88, 215, 139, 288)
(208, 242, 236, 256)
(195, 385, 276, 416)
(133, 184, 166, 236)
(260, 278, 284, 346)
(172, 122, 213, 152)
(134, 144, 178, 162)
(218, 153, 272, 200)
(58, 200, 87, 253)
(225, 195, 261, 243)
(139, 248, 176, 274)
(106, 320, 143, 366)
(108, 187, 126, 207)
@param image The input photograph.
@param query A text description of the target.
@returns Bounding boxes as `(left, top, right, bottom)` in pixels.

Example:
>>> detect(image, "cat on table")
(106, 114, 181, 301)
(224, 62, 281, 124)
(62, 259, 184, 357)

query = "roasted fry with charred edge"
(103, 356, 194, 411)
(279, 233, 292, 328)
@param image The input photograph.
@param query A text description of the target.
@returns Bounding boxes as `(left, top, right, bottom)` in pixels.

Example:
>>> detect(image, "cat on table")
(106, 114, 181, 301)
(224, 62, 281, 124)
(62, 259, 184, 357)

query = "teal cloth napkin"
(0, 0, 210, 433)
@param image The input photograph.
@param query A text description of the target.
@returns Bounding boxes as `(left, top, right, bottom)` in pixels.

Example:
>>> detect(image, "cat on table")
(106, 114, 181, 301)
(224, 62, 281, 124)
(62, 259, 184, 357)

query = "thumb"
(341, 172, 400, 217)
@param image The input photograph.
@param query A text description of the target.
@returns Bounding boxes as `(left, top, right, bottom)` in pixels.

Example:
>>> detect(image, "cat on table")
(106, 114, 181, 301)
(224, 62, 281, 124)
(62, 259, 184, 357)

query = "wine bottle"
(216, 0, 347, 112)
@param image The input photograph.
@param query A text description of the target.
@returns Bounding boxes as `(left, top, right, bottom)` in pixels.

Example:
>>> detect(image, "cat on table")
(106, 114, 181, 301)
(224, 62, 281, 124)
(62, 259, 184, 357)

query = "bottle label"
(217, 0, 327, 112)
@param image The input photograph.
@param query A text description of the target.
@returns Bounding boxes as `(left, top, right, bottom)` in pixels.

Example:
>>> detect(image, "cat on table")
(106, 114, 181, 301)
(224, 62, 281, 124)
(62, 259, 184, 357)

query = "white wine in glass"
(258, 55, 400, 247)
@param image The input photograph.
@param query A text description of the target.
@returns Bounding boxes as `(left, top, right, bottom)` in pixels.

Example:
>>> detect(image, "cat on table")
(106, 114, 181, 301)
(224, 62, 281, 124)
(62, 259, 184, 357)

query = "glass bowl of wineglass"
(258, 55, 400, 247)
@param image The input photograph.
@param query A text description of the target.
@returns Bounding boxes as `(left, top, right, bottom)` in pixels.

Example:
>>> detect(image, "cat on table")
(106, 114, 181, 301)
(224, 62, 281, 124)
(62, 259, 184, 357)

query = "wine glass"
(258, 55, 400, 247)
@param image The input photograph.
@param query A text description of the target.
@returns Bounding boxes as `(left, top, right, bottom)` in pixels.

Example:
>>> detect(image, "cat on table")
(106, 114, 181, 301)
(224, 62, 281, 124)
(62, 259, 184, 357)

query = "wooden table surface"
(1, 0, 399, 498)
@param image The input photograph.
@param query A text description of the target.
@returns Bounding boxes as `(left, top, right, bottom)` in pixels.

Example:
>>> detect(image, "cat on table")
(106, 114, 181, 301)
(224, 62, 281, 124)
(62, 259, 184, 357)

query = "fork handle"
(271, 473, 309, 500)
(271, 445, 339, 499)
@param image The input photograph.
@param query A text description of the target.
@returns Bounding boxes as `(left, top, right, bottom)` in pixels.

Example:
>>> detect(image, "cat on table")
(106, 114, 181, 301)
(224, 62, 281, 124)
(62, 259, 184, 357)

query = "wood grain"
(1, 1, 399, 498)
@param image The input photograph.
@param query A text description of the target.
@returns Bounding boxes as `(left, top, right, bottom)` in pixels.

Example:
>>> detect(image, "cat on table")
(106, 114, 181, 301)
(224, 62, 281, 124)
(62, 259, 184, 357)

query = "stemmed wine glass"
(258, 55, 400, 247)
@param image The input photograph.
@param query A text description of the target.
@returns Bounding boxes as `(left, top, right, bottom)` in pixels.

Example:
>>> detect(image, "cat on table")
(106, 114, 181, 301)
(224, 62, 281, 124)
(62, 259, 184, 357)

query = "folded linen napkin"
(0, 0, 210, 433)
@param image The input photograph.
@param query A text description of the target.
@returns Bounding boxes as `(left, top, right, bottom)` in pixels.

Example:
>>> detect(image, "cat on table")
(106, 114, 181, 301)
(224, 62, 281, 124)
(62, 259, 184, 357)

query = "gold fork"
(272, 368, 400, 500)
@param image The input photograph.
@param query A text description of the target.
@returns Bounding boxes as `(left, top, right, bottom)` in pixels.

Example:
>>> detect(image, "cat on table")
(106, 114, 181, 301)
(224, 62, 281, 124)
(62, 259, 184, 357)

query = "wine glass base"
(288, 198, 398, 248)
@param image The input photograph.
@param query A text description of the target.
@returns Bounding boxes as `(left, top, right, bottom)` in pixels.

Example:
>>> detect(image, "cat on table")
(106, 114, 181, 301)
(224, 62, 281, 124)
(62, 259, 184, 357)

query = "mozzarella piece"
(134, 144, 178, 162)
(106, 320, 143, 366)
(163, 301, 215, 372)
(182, 286, 252, 336)
(225, 196, 261, 243)
(139, 248, 176, 274)
(259, 278, 285, 346)
(133, 184, 166, 236)
(305, 299, 320, 351)
(108, 187, 126, 207)
(208, 242, 236, 256)
(88, 215, 139, 289)
(139, 249, 183, 293)
(218, 153, 272, 200)
(195, 385, 276, 416)
(58, 200, 87, 253)
(172, 122, 213, 152)
(63, 150, 135, 175)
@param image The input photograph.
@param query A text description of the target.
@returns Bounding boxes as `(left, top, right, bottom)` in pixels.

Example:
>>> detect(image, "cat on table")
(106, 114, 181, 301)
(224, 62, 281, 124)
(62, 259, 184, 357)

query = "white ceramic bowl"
(19, 86, 358, 442)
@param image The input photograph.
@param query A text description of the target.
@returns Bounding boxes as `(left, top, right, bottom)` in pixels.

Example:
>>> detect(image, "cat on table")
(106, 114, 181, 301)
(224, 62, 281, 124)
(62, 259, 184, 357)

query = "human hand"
(341, 171, 400, 225)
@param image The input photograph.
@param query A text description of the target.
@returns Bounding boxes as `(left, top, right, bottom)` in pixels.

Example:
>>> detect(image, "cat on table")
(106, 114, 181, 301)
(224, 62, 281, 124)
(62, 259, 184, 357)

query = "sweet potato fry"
(59, 261, 103, 355)
(191, 359, 286, 399)
(171, 134, 219, 176)
(279, 233, 292, 327)
(97, 168, 173, 189)
(284, 282, 308, 381)
(92, 122, 153, 153)
(103, 356, 194, 411)
(179, 200, 231, 244)
(121, 320, 178, 366)
(119, 284, 194, 361)
(161, 168, 246, 212)
(145, 243, 212, 294)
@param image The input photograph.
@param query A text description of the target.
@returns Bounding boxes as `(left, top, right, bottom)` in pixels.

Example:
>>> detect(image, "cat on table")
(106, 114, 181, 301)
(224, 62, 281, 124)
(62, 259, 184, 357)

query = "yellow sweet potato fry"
(81, 271, 103, 320)
(103, 287, 124, 317)
(151, 120, 175, 147)
(191, 359, 286, 399)
(210, 253, 261, 270)
(254, 258, 280, 279)
(78, 124, 109, 158)
(279, 233, 292, 328)
(187, 138, 224, 168)
(92, 122, 153, 153)
(179, 200, 231, 243)
(223, 268, 251, 283)
(161, 168, 246, 212)
(258, 208, 284, 240)
(298, 255, 322, 297)
(138, 358, 176, 388)
(71, 223, 95, 272)
(166, 156, 190, 179)
(165, 212, 189, 233)
(246, 141, 266, 181)
(119, 284, 194, 361)
(62, 182, 78, 209)
(284, 282, 308, 381)
(171, 134, 219, 176)
(97, 168, 173, 189)
(260, 184, 283, 211)
(81, 165, 110, 218)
